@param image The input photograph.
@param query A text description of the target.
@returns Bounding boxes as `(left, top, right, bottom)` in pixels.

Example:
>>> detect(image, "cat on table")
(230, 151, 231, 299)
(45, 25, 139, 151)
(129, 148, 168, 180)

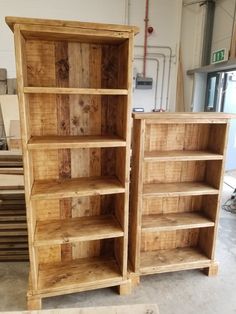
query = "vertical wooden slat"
(55, 41, 72, 262)
(25, 39, 60, 264)
(89, 44, 102, 218)
(13, 25, 38, 289)
(68, 42, 102, 259)
(116, 35, 134, 277)
(129, 119, 145, 273)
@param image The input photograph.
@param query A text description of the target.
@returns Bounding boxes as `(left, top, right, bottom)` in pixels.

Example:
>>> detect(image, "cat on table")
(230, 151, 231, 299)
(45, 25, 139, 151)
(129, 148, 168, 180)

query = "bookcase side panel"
(14, 25, 38, 288)
(129, 119, 145, 272)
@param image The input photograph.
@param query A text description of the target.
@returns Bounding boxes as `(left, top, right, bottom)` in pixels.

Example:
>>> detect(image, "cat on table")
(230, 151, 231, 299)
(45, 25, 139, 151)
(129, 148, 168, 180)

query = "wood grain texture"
(6, 16, 139, 34)
(19, 24, 131, 44)
(28, 135, 126, 149)
(35, 215, 123, 246)
(141, 229, 199, 252)
(129, 120, 145, 273)
(140, 247, 211, 275)
(14, 26, 37, 287)
(142, 212, 214, 232)
(0, 179, 28, 262)
(142, 195, 203, 215)
(55, 40, 72, 262)
(143, 182, 219, 197)
(133, 112, 234, 120)
(144, 150, 223, 161)
(143, 160, 206, 184)
(31, 176, 125, 200)
(38, 256, 122, 294)
(24, 87, 128, 95)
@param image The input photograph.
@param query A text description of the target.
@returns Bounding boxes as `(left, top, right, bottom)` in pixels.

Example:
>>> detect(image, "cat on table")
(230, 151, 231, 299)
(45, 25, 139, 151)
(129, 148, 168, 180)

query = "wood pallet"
(0, 151, 28, 261)
(7, 16, 138, 310)
(130, 112, 232, 283)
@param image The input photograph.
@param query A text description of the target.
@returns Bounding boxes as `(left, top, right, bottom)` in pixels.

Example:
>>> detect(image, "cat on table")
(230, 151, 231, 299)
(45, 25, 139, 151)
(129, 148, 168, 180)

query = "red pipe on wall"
(143, 0, 149, 77)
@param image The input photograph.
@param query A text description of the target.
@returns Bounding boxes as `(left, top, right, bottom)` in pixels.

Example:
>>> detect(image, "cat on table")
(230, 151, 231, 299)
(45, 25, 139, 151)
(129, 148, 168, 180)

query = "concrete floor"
(1, 183, 236, 314)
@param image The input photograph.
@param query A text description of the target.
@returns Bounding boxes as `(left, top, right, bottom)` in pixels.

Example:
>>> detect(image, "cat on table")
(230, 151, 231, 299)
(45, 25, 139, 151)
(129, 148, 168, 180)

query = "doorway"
(205, 70, 236, 171)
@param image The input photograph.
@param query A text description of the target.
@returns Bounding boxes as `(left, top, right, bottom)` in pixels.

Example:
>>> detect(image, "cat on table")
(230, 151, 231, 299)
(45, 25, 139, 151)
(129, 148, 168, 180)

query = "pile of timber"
(0, 151, 28, 261)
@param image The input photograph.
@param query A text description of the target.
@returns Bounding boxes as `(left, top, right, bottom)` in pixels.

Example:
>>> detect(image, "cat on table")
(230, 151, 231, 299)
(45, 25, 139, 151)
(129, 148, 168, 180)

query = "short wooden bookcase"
(6, 16, 138, 309)
(130, 112, 231, 282)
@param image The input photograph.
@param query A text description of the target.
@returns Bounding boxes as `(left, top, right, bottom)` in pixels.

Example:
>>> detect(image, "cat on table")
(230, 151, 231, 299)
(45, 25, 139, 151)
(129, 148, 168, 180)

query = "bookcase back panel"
(34, 192, 125, 263)
(38, 245, 61, 264)
(143, 161, 206, 184)
(28, 94, 126, 138)
(29, 94, 58, 136)
(144, 123, 226, 154)
(208, 124, 227, 154)
(142, 195, 218, 222)
(31, 148, 125, 180)
(205, 160, 223, 189)
(34, 194, 123, 221)
(202, 195, 218, 221)
(198, 227, 215, 258)
(25, 40, 128, 89)
(141, 229, 199, 252)
(142, 196, 203, 215)
(37, 238, 115, 264)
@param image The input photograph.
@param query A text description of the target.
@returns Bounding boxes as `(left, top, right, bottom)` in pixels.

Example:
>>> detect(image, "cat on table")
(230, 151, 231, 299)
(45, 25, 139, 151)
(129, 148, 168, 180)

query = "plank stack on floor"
(0, 151, 28, 261)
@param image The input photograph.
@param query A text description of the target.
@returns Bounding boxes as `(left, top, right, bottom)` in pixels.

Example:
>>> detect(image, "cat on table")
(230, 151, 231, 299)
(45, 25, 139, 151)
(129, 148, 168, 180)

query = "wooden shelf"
(35, 215, 123, 246)
(38, 256, 123, 294)
(144, 150, 223, 161)
(140, 247, 211, 275)
(142, 212, 214, 233)
(31, 176, 125, 200)
(143, 182, 219, 197)
(28, 135, 126, 150)
(24, 87, 128, 95)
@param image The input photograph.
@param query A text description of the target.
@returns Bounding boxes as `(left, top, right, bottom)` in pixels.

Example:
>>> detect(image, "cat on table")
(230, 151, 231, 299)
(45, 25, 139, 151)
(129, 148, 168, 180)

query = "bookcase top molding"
(6, 16, 139, 34)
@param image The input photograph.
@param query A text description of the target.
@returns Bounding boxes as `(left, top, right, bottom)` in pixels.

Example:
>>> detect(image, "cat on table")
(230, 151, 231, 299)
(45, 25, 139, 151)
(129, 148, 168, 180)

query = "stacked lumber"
(0, 151, 28, 261)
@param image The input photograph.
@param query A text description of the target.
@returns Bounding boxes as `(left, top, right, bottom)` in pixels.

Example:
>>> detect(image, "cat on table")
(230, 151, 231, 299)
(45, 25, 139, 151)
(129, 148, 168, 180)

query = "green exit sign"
(211, 48, 228, 64)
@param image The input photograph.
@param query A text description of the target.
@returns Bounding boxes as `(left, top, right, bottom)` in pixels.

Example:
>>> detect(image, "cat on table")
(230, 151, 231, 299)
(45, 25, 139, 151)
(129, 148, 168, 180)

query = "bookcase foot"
(129, 273, 140, 288)
(118, 280, 132, 295)
(203, 262, 219, 276)
(27, 293, 42, 310)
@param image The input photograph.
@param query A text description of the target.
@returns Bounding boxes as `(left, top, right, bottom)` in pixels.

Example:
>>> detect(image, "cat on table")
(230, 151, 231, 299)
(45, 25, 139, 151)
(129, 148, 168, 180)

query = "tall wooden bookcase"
(6, 16, 138, 309)
(130, 112, 231, 281)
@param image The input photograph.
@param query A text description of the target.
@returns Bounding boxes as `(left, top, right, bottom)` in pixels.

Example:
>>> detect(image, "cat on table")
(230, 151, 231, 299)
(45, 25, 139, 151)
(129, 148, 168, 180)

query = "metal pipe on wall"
(135, 45, 173, 110)
(126, 1, 174, 110)
(201, 0, 215, 66)
(147, 53, 166, 109)
(143, 0, 149, 77)
(135, 49, 166, 108)
(124, 0, 131, 25)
